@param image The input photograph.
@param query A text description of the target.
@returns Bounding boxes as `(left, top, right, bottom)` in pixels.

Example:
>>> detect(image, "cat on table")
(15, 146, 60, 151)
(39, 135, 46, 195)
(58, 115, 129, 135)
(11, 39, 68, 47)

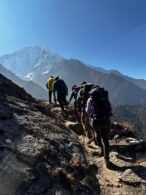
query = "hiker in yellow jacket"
(46, 76, 56, 104)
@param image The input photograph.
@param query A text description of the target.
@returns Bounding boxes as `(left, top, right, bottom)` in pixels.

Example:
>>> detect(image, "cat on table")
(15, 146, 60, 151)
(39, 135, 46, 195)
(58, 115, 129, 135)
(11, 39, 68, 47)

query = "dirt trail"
(62, 106, 146, 195)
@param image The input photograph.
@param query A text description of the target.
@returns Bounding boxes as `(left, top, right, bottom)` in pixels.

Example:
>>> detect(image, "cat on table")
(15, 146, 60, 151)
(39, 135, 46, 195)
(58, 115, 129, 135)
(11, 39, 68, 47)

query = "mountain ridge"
(1, 46, 146, 105)
(0, 63, 48, 99)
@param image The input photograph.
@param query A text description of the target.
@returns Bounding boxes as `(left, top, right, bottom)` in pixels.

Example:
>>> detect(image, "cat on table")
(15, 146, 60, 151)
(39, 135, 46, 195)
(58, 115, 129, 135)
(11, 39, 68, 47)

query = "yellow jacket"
(47, 77, 55, 91)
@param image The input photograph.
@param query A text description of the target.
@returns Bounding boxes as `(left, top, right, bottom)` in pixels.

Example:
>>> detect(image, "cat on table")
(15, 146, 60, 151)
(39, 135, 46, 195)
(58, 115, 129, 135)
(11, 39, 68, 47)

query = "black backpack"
(82, 83, 94, 106)
(90, 87, 112, 120)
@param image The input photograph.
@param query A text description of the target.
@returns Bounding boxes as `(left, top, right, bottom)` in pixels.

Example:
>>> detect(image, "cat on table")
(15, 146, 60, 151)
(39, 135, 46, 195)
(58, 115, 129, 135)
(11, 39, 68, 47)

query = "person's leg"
(89, 119, 102, 147)
(81, 109, 87, 136)
(49, 91, 52, 103)
(87, 118, 95, 145)
(58, 94, 64, 111)
(74, 102, 80, 122)
(100, 128, 110, 160)
(94, 131, 102, 147)
(53, 91, 56, 104)
(101, 118, 111, 161)
(85, 113, 93, 139)
(63, 93, 68, 106)
(90, 119, 110, 168)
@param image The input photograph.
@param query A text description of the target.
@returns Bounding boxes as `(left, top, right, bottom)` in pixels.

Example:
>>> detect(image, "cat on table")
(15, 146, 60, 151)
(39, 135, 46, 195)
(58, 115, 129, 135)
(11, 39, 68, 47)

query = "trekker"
(77, 82, 94, 139)
(86, 85, 101, 146)
(46, 76, 56, 104)
(69, 85, 81, 123)
(86, 91, 100, 145)
(87, 86, 112, 168)
(53, 76, 68, 112)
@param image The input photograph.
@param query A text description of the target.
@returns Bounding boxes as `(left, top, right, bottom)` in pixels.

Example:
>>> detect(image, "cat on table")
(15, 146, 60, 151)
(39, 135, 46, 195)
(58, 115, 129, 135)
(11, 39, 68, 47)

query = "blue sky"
(0, 0, 146, 79)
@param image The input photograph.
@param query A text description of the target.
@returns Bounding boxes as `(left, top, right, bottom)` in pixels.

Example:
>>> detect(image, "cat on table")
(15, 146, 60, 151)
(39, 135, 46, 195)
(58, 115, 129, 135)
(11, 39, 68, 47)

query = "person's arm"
(86, 97, 92, 114)
(46, 82, 49, 89)
(46, 79, 49, 90)
(69, 91, 74, 103)
(63, 81, 68, 95)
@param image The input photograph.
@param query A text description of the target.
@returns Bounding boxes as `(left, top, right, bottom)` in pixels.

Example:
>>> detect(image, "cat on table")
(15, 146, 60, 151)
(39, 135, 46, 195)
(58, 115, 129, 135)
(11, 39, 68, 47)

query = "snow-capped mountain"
(0, 63, 48, 99)
(1, 46, 146, 105)
(0, 46, 63, 81)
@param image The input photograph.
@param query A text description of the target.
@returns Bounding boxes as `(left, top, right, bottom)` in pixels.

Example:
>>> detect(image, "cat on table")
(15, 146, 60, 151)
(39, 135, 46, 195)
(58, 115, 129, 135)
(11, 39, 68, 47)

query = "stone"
(129, 140, 143, 145)
(65, 121, 84, 135)
(5, 139, 12, 144)
(70, 153, 83, 166)
(140, 161, 146, 167)
(26, 175, 52, 194)
(125, 137, 138, 143)
(119, 167, 146, 186)
(114, 134, 120, 140)
(0, 111, 13, 120)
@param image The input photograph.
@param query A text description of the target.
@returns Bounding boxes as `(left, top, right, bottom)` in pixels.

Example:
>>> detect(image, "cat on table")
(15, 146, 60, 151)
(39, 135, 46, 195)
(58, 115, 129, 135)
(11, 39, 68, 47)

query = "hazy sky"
(0, 0, 146, 79)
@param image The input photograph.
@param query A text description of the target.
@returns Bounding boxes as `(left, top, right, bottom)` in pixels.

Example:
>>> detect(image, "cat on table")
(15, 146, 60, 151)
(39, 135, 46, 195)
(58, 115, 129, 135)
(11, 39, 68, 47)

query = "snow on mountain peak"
(0, 46, 63, 80)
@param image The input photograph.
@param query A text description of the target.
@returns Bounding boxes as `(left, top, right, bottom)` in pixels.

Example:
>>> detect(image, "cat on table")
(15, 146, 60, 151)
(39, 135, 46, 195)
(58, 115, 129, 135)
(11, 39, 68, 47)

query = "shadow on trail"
(108, 161, 146, 182)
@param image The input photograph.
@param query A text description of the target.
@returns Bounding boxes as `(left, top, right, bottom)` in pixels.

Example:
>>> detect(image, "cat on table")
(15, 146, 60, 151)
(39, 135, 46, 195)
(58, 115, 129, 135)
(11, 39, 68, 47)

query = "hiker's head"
(72, 85, 77, 90)
(89, 86, 99, 97)
(50, 76, 54, 78)
(55, 76, 59, 81)
(81, 81, 87, 86)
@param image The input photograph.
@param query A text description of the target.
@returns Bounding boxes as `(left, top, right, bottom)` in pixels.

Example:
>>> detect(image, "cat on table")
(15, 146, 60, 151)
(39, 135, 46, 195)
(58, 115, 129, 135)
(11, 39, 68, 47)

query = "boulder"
(65, 121, 84, 135)
(119, 167, 146, 186)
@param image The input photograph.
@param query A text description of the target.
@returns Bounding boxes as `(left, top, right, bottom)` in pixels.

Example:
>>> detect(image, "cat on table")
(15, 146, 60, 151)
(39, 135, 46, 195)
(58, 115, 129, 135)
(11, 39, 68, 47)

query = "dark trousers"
(74, 102, 80, 122)
(49, 91, 56, 103)
(90, 118, 111, 159)
(57, 93, 68, 111)
(49, 91, 52, 103)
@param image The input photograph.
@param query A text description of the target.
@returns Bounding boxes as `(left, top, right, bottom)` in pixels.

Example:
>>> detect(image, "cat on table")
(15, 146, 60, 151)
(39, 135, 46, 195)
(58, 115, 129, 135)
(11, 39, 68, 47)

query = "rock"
(0, 153, 29, 195)
(129, 140, 143, 145)
(70, 152, 84, 166)
(114, 134, 120, 140)
(109, 183, 113, 187)
(16, 135, 43, 164)
(0, 110, 13, 120)
(115, 183, 122, 187)
(35, 161, 50, 175)
(80, 175, 98, 189)
(5, 139, 12, 144)
(125, 137, 138, 143)
(135, 141, 146, 152)
(25, 175, 52, 194)
(140, 161, 146, 167)
(136, 152, 146, 163)
(46, 183, 70, 195)
(65, 121, 84, 135)
(119, 167, 146, 186)
(114, 193, 122, 195)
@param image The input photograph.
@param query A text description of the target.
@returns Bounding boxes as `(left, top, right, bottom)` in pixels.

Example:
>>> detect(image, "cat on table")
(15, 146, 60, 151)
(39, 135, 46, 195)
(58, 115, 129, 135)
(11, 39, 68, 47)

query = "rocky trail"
(0, 73, 146, 195)
(61, 107, 146, 195)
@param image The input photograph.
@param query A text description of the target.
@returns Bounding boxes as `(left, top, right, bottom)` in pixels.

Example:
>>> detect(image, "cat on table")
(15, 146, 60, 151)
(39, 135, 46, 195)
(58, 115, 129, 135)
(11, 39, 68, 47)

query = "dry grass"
(119, 121, 134, 132)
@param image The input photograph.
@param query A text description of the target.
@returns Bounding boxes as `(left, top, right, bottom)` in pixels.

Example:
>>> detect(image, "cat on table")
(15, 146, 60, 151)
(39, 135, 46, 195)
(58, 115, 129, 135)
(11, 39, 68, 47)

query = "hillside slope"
(114, 105, 146, 140)
(0, 73, 99, 194)
(0, 64, 48, 99)
(48, 59, 146, 105)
